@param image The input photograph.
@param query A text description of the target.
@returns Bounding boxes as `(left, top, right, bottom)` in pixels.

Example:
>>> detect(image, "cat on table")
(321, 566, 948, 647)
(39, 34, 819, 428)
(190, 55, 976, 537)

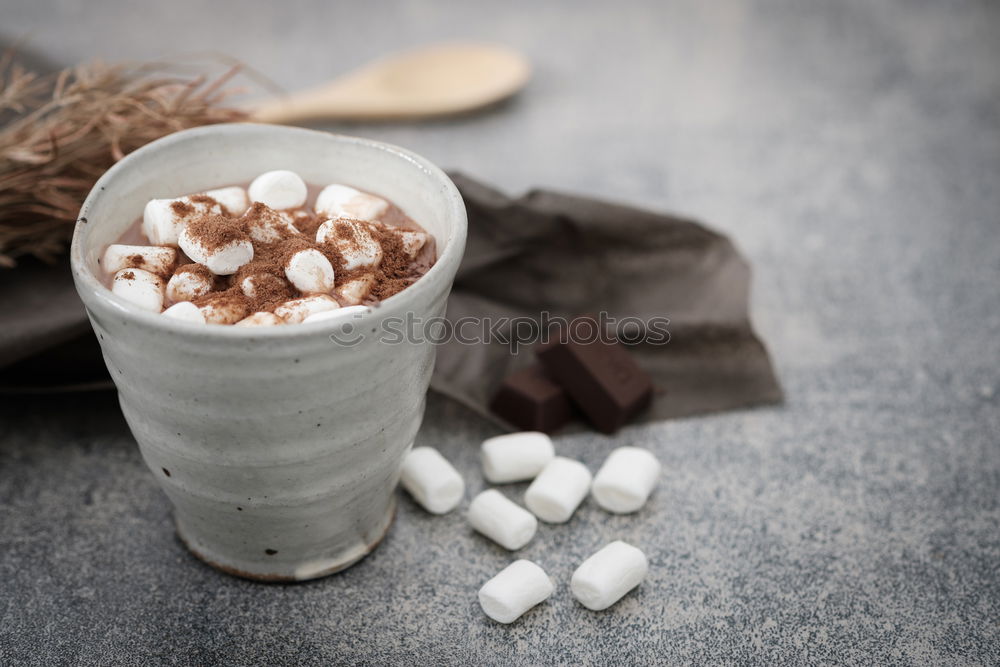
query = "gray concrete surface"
(2, 0, 999, 664)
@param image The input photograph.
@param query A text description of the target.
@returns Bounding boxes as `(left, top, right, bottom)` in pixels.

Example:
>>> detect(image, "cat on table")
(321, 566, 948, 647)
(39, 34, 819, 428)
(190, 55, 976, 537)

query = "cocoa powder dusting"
(319, 219, 375, 279)
(191, 193, 230, 216)
(334, 220, 362, 243)
(235, 268, 295, 312)
(241, 203, 298, 242)
(252, 277, 295, 312)
(275, 236, 316, 266)
(111, 186, 436, 321)
(170, 200, 193, 217)
(292, 210, 324, 237)
(233, 258, 282, 285)
(368, 227, 420, 301)
(230, 237, 326, 312)
(193, 286, 248, 311)
(185, 214, 249, 252)
(174, 262, 214, 282)
(188, 194, 218, 206)
(174, 262, 226, 291)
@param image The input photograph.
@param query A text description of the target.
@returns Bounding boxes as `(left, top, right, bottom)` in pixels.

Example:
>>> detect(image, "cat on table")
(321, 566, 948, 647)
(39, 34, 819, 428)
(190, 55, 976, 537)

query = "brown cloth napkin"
(0, 173, 782, 425)
(434, 174, 782, 426)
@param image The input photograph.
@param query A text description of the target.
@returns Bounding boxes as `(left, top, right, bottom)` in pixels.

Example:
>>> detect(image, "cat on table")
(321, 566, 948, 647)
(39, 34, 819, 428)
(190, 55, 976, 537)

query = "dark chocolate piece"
(490, 364, 574, 433)
(536, 316, 653, 433)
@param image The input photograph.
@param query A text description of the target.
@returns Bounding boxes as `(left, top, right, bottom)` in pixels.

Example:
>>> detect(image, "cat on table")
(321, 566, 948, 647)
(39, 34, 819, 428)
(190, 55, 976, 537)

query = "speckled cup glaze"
(70, 124, 467, 581)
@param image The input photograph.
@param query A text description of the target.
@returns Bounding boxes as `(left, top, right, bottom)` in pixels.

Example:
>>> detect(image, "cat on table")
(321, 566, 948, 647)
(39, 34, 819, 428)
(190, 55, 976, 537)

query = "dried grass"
(0, 53, 249, 267)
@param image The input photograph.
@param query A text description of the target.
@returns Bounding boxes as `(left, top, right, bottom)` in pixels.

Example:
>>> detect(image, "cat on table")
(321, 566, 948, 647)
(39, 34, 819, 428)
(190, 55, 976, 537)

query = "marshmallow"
(524, 457, 592, 524)
(399, 447, 465, 514)
(591, 447, 661, 514)
(274, 295, 340, 324)
(102, 244, 177, 278)
(315, 183, 389, 222)
(571, 541, 648, 611)
(239, 272, 290, 301)
(480, 432, 556, 484)
(242, 203, 300, 243)
(142, 195, 223, 246)
(248, 170, 307, 210)
(303, 305, 368, 324)
(398, 230, 429, 259)
(284, 248, 336, 294)
(166, 265, 213, 303)
(478, 560, 554, 624)
(467, 489, 537, 551)
(178, 226, 253, 276)
(198, 295, 249, 325)
(315, 219, 383, 270)
(235, 312, 285, 327)
(334, 274, 374, 306)
(202, 186, 249, 216)
(111, 268, 164, 313)
(162, 301, 206, 323)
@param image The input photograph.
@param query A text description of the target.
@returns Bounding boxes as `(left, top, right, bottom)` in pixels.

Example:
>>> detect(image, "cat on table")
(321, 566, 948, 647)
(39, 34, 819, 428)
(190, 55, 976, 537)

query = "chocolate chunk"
(490, 365, 574, 433)
(536, 316, 653, 433)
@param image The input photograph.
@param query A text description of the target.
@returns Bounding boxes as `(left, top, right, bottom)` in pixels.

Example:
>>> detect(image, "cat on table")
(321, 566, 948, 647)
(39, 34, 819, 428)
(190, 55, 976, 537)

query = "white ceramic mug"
(70, 123, 467, 581)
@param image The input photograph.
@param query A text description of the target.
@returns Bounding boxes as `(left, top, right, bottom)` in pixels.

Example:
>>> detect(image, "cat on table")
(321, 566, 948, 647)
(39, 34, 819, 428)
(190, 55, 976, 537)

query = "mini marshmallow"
(398, 230, 429, 259)
(478, 560, 554, 624)
(248, 170, 307, 210)
(571, 540, 648, 611)
(203, 186, 249, 216)
(481, 432, 556, 484)
(285, 248, 336, 294)
(102, 244, 177, 277)
(399, 446, 465, 514)
(591, 447, 661, 514)
(111, 268, 164, 313)
(467, 489, 537, 551)
(166, 266, 213, 303)
(524, 457, 592, 524)
(142, 195, 223, 246)
(315, 219, 383, 270)
(198, 295, 249, 325)
(239, 272, 290, 301)
(315, 183, 389, 222)
(334, 274, 374, 306)
(242, 203, 300, 243)
(303, 305, 367, 324)
(273, 295, 339, 324)
(162, 301, 206, 323)
(178, 226, 253, 276)
(235, 312, 285, 327)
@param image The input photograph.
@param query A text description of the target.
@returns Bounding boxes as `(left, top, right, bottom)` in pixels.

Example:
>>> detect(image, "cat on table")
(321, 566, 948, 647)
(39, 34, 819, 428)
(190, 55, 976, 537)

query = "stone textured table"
(2, 1, 998, 664)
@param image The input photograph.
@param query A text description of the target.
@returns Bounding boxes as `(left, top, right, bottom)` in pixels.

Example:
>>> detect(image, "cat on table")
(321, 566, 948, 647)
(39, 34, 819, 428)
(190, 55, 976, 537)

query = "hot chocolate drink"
(99, 169, 436, 325)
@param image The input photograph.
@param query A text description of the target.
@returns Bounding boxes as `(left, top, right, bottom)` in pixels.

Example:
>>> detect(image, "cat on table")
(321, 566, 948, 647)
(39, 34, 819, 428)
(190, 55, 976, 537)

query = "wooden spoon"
(251, 43, 531, 124)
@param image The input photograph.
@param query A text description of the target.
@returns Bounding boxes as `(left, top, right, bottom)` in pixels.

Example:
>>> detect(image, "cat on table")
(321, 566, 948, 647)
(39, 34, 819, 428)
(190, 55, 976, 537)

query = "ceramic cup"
(70, 123, 467, 581)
